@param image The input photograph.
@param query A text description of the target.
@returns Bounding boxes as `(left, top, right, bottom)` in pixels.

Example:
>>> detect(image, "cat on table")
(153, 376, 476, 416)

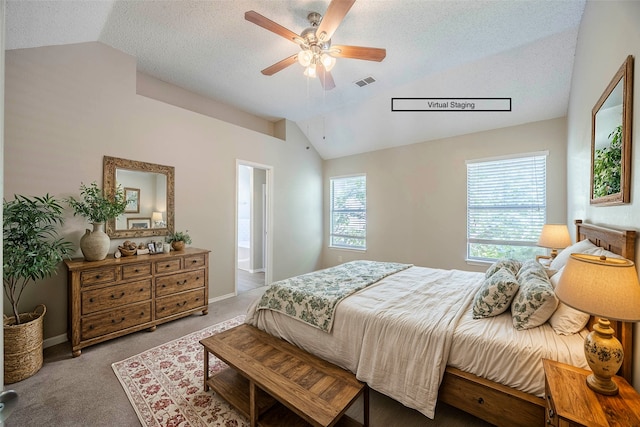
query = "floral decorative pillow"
(485, 259, 522, 278)
(511, 261, 559, 330)
(473, 268, 520, 319)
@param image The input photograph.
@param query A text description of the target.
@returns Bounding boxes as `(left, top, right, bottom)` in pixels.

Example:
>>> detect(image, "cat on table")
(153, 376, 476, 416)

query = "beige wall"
(323, 117, 568, 272)
(566, 0, 640, 387)
(4, 42, 323, 343)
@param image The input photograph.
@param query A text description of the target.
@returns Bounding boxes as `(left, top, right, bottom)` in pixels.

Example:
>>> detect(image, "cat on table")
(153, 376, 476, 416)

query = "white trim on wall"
(235, 159, 274, 291)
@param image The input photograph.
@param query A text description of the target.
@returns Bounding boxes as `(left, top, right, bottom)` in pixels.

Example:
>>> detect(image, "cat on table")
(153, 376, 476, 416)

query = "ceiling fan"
(245, 0, 386, 90)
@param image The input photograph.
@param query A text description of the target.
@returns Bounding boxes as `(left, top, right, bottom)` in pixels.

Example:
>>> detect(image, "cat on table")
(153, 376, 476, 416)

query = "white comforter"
(246, 266, 482, 418)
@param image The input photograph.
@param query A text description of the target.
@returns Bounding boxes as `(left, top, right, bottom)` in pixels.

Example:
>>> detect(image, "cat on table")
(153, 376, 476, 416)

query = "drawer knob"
(89, 298, 94, 303)
(177, 301, 187, 307)
(95, 274, 102, 279)
(110, 292, 125, 300)
(112, 317, 125, 324)
(548, 409, 554, 418)
(477, 397, 484, 405)
(191, 260, 197, 264)
(165, 264, 170, 268)
(177, 280, 188, 286)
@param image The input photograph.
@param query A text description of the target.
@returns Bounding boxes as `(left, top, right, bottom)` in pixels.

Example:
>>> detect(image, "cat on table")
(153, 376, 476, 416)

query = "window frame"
(329, 174, 367, 251)
(466, 151, 548, 263)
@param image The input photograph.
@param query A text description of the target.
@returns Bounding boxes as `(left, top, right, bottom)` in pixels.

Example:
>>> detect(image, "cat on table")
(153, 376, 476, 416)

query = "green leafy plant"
(165, 230, 192, 244)
(593, 125, 622, 198)
(3, 194, 73, 324)
(66, 182, 128, 223)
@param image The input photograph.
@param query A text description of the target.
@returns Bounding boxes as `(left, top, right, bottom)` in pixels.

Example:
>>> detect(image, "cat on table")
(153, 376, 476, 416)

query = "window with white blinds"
(330, 175, 366, 250)
(466, 152, 547, 262)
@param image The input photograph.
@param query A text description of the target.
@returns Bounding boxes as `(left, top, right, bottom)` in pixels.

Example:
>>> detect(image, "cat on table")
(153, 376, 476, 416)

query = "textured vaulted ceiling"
(6, 0, 585, 159)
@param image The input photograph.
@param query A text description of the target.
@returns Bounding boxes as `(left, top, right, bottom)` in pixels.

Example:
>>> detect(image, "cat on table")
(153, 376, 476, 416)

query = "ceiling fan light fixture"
(304, 62, 317, 78)
(320, 53, 336, 71)
(298, 50, 313, 67)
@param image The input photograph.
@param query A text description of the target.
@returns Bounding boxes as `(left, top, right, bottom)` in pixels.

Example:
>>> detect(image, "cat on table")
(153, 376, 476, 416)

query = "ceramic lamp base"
(584, 318, 623, 395)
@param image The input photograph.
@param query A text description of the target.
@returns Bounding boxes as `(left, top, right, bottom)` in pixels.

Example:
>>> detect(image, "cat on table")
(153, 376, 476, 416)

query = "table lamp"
(537, 224, 572, 260)
(151, 212, 164, 228)
(555, 253, 640, 395)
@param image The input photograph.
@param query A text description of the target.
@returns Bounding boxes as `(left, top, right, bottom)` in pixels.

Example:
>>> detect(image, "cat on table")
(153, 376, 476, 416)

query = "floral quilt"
(255, 260, 412, 332)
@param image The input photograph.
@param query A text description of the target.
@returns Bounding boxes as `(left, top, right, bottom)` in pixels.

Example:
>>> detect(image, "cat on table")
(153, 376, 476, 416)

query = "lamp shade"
(555, 253, 640, 322)
(151, 212, 163, 223)
(537, 224, 571, 249)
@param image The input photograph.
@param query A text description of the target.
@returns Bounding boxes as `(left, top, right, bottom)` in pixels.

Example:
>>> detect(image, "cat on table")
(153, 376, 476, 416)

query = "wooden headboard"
(574, 219, 636, 383)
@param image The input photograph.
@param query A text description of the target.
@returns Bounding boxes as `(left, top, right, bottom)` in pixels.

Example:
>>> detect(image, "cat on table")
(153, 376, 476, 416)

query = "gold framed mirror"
(103, 156, 175, 238)
(590, 55, 634, 205)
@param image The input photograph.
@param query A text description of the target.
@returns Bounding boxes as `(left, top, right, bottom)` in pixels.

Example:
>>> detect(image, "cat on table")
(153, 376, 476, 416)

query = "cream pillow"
(550, 239, 601, 270)
(548, 269, 590, 335)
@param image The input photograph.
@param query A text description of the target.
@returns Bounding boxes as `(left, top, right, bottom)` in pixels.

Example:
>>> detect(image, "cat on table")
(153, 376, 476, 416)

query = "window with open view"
(330, 175, 366, 250)
(466, 152, 547, 262)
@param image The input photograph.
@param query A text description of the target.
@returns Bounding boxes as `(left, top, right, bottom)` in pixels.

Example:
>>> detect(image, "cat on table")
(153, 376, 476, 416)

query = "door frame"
(235, 160, 273, 292)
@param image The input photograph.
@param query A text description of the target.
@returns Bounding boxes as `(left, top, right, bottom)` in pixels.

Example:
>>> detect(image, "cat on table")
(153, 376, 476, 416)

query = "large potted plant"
(66, 182, 127, 261)
(3, 194, 72, 383)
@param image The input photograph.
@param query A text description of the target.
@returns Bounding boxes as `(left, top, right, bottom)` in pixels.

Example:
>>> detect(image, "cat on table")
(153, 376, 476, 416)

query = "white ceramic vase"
(80, 222, 110, 261)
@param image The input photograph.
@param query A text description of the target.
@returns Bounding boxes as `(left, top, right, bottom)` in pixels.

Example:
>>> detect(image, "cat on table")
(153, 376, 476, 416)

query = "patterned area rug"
(112, 315, 249, 427)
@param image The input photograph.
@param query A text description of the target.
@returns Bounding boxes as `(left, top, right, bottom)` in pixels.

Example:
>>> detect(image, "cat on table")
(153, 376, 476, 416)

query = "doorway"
(236, 161, 272, 294)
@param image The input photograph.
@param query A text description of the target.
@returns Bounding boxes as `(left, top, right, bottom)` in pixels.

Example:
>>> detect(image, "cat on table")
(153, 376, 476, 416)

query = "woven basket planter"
(3, 304, 46, 384)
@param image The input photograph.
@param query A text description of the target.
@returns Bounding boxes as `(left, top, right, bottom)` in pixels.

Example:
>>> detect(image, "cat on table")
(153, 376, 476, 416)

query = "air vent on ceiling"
(354, 76, 376, 87)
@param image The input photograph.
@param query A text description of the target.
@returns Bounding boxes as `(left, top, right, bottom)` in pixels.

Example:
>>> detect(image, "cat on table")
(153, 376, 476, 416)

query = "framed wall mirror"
(590, 55, 634, 205)
(103, 156, 175, 238)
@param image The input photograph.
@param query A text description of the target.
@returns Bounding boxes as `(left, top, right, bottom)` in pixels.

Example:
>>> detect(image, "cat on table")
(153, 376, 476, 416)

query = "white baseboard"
(44, 333, 68, 349)
(208, 292, 237, 304)
(248, 268, 265, 274)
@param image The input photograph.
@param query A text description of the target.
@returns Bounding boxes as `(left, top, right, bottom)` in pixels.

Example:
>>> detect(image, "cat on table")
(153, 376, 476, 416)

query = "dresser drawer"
(81, 302, 152, 340)
(184, 254, 206, 270)
(154, 258, 181, 274)
(156, 289, 206, 319)
(121, 262, 152, 280)
(80, 267, 117, 287)
(156, 270, 206, 297)
(81, 279, 152, 315)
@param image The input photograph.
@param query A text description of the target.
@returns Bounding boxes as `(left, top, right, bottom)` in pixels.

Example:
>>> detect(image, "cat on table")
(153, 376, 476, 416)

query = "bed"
(245, 220, 636, 426)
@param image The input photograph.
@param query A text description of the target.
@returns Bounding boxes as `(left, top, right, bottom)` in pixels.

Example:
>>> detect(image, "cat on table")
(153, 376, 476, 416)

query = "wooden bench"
(200, 323, 369, 427)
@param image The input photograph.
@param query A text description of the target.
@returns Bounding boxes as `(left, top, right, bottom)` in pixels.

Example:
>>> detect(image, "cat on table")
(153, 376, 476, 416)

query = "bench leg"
(363, 385, 369, 427)
(249, 380, 258, 427)
(203, 348, 209, 391)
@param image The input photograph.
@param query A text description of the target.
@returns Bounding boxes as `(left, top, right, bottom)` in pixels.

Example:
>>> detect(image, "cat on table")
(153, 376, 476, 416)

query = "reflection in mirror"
(103, 156, 175, 238)
(591, 55, 633, 205)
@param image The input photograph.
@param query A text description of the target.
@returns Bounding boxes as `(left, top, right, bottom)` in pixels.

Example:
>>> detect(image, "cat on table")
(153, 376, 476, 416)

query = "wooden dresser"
(64, 247, 210, 357)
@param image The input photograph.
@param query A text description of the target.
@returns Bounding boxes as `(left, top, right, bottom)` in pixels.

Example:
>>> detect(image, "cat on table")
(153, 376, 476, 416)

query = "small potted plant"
(66, 182, 128, 261)
(166, 230, 192, 251)
(3, 194, 73, 383)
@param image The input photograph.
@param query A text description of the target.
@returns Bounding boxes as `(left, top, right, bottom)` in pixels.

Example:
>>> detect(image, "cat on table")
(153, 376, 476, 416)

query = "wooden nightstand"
(543, 359, 640, 426)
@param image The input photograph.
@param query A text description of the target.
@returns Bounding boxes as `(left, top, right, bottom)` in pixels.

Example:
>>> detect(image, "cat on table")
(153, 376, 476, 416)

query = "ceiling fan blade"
(261, 54, 298, 76)
(316, 0, 356, 43)
(245, 10, 300, 44)
(331, 45, 386, 62)
(317, 64, 336, 90)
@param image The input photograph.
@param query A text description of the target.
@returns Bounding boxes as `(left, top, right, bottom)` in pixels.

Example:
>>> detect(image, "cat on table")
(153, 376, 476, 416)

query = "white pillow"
(548, 269, 590, 335)
(549, 303, 590, 335)
(550, 239, 601, 270)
